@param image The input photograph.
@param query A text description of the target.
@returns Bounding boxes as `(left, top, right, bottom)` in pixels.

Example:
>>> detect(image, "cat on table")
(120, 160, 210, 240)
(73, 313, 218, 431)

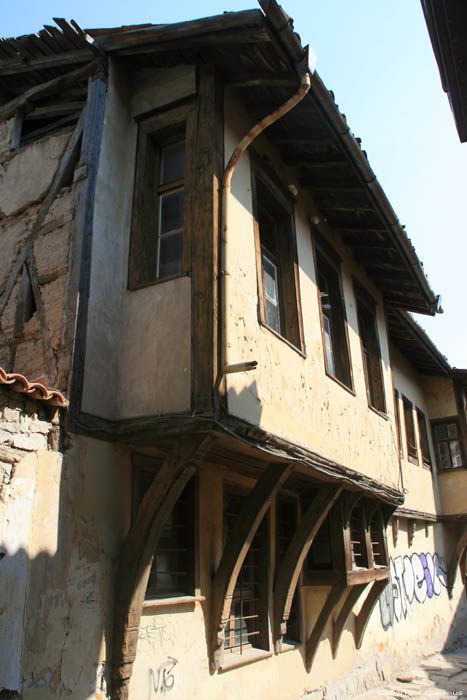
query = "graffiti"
(149, 657, 178, 695)
(379, 552, 447, 629)
(139, 617, 176, 651)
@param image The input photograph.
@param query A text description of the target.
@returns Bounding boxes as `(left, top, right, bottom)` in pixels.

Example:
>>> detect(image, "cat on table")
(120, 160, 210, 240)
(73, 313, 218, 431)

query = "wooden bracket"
(111, 435, 211, 700)
(331, 583, 366, 658)
(210, 461, 295, 672)
(342, 491, 362, 528)
(354, 578, 387, 649)
(273, 484, 343, 652)
(407, 519, 416, 547)
(392, 517, 399, 547)
(447, 523, 467, 599)
(305, 580, 347, 672)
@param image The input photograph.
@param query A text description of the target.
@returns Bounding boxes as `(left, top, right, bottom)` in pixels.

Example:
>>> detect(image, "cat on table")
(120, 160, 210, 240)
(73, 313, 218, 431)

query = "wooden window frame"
(312, 231, 353, 392)
(132, 454, 197, 600)
(431, 417, 466, 471)
(128, 102, 194, 290)
(402, 395, 419, 464)
(394, 389, 403, 457)
(251, 164, 305, 353)
(416, 407, 432, 468)
(354, 282, 386, 415)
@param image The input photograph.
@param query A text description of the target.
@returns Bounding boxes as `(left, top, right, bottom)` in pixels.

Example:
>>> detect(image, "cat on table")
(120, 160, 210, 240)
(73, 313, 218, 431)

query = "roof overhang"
(0, 3, 440, 315)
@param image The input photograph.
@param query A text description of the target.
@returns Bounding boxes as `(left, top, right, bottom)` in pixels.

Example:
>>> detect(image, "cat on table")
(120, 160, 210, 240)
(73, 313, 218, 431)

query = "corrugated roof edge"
(0, 367, 68, 407)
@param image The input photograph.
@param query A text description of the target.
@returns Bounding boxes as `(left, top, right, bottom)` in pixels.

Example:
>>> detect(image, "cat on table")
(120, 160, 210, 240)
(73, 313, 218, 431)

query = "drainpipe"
(218, 70, 311, 392)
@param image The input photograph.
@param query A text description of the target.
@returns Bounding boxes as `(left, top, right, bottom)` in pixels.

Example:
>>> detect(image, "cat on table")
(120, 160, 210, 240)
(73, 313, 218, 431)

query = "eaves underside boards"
(0, 7, 438, 319)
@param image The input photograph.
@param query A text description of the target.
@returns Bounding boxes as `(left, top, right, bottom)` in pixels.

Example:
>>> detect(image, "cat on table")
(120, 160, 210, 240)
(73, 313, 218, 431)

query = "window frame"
(132, 454, 197, 600)
(354, 282, 386, 415)
(431, 417, 466, 471)
(128, 102, 194, 290)
(312, 230, 354, 392)
(402, 395, 418, 464)
(251, 162, 305, 353)
(416, 407, 432, 468)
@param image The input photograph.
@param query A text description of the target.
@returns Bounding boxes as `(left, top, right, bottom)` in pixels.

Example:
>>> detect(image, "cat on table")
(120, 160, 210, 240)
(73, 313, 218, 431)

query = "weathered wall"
(81, 60, 194, 421)
(0, 123, 75, 386)
(438, 469, 467, 515)
(223, 92, 399, 489)
(423, 375, 457, 419)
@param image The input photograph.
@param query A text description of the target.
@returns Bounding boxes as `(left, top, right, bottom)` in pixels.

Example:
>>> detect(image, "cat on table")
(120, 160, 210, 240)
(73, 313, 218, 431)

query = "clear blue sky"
(3, 1, 466, 367)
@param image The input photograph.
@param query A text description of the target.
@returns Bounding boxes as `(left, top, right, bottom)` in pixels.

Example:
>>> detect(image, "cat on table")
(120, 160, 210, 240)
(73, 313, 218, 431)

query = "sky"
(2, 1, 466, 367)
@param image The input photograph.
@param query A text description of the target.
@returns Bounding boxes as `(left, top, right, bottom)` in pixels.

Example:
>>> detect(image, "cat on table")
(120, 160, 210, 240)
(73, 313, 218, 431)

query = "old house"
(0, 2, 466, 699)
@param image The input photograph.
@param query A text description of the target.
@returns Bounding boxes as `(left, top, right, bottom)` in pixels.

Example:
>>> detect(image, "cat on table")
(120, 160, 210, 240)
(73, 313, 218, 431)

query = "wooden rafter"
(210, 461, 295, 671)
(111, 435, 213, 700)
(273, 484, 343, 652)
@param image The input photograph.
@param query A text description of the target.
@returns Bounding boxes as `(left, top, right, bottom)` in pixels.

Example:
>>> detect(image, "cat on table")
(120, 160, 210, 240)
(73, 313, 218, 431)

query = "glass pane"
(434, 423, 448, 440)
(265, 298, 281, 333)
(447, 422, 458, 439)
(161, 141, 185, 184)
(450, 440, 462, 467)
(323, 314, 335, 376)
(438, 442, 451, 469)
(158, 232, 182, 279)
(262, 254, 278, 302)
(160, 189, 184, 234)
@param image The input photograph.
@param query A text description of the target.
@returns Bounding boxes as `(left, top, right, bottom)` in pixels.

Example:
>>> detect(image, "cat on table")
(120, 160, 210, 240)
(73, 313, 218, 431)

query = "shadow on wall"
(0, 436, 121, 699)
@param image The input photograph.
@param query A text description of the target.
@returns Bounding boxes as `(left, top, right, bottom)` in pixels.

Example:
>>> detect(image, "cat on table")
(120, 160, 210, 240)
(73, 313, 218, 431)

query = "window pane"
(262, 254, 278, 302)
(265, 298, 281, 334)
(160, 189, 184, 235)
(434, 423, 448, 440)
(438, 441, 451, 469)
(447, 423, 458, 439)
(323, 315, 335, 376)
(161, 141, 185, 184)
(158, 232, 182, 278)
(450, 440, 462, 467)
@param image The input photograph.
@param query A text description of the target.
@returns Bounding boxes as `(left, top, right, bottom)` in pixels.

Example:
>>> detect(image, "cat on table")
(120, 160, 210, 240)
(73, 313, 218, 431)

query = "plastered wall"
(81, 60, 193, 421)
(223, 92, 399, 489)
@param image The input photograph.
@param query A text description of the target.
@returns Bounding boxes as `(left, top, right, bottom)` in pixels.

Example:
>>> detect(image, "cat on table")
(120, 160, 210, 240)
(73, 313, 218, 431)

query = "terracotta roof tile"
(0, 367, 68, 407)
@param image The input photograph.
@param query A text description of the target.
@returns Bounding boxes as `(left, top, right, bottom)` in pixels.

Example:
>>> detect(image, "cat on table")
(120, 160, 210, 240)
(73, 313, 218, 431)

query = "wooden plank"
(25, 255, 57, 378)
(0, 57, 101, 120)
(354, 579, 388, 648)
(0, 48, 95, 76)
(305, 581, 347, 672)
(190, 65, 224, 414)
(112, 435, 211, 700)
(331, 583, 366, 658)
(67, 73, 107, 407)
(0, 109, 85, 319)
(210, 462, 295, 671)
(25, 101, 86, 119)
(273, 485, 343, 651)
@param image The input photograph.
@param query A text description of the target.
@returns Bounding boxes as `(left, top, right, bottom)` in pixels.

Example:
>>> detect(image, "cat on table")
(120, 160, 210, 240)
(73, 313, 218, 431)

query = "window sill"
(259, 320, 306, 358)
(143, 595, 205, 609)
(219, 648, 272, 673)
(128, 271, 190, 292)
(422, 462, 433, 471)
(325, 370, 355, 396)
(278, 641, 300, 654)
(368, 404, 388, 420)
(407, 455, 419, 465)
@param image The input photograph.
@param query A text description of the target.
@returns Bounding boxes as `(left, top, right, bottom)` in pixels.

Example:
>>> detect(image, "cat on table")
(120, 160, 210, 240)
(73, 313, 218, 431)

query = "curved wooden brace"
(447, 524, 467, 599)
(111, 435, 211, 700)
(305, 580, 347, 672)
(273, 485, 343, 652)
(331, 583, 366, 658)
(354, 578, 387, 649)
(210, 461, 295, 671)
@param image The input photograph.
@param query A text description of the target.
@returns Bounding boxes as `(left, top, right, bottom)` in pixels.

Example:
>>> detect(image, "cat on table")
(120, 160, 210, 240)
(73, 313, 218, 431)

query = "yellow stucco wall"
(438, 469, 467, 515)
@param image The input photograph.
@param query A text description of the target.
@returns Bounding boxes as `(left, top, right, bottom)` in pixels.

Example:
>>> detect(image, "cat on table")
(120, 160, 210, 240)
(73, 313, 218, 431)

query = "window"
(223, 489, 269, 656)
(394, 390, 402, 457)
(416, 408, 432, 467)
(313, 240, 352, 389)
(252, 168, 303, 350)
(402, 395, 418, 462)
(355, 287, 385, 413)
(432, 419, 464, 470)
(133, 456, 195, 599)
(129, 104, 192, 289)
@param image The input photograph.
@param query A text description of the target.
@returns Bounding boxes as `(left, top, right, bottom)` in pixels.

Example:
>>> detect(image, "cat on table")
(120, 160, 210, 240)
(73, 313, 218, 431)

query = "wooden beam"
(273, 485, 343, 651)
(285, 158, 348, 168)
(332, 583, 367, 658)
(25, 102, 86, 119)
(0, 57, 101, 120)
(305, 580, 347, 672)
(112, 435, 212, 700)
(226, 73, 296, 88)
(189, 65, 224, 414)
(273, 136, 335, 147)
(354, 579, 388, 648)
(26, 255, 57, 380)
(0, 49, 95, 76)
(210, 461, 295, 671)
(0, 109, 85, 319)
